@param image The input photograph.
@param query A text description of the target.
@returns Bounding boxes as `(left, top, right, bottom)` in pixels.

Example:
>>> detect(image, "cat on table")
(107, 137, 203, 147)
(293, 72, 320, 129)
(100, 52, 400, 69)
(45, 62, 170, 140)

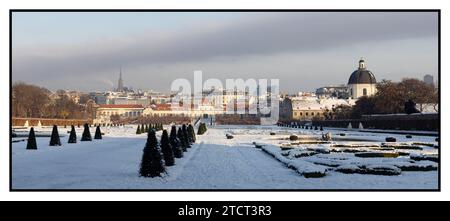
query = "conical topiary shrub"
(68, 125, 77, 143)
(182, 124, 191, 148)
(197, 123, 202, 135)
(136, 125, 141, 134)
(177, 127, 187, 152)
(145, 124, 149, 133)
(80, 123, 92, 141)
(26, 127, 37, 150)
(197, 123, 207, 135)
(141, 124, 145, 133)
(49, 125, 61, 146)
(94, 126, 102, 139)
(170, 125, 183, 158)
(187, 124, 196, 143)
(139, 130, 165, 177)
(161, 130, 175, 166)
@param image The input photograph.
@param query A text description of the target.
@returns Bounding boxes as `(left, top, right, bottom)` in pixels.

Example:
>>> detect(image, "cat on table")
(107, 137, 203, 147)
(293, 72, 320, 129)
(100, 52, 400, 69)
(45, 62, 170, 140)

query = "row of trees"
(27, 123, 102, 149)
(136, 123, 164, 134)
(122, 116, 191, 126)
(12, 82, 95, 119)
(325, 78, 438, 119)
(139, 124, 197, 177)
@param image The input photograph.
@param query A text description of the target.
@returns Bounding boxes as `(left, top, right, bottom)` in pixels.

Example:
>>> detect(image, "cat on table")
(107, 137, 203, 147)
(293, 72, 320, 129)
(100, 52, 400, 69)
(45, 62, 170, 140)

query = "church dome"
(348, 58, 376, 84)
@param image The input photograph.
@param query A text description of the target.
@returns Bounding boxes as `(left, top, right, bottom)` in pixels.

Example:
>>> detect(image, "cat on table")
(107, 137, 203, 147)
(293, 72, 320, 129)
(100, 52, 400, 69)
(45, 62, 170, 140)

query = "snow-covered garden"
(12, 124, 438, 189)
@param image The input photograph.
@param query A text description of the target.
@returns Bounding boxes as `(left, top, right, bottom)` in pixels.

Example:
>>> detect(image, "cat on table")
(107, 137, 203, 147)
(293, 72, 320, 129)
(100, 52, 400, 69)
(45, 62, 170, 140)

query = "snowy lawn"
(12, 125, 438, 190)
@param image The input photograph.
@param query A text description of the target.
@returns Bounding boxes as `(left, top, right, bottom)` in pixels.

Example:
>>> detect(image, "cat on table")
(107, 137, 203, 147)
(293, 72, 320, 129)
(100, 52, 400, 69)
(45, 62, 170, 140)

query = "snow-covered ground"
(12, 125, 438, 190)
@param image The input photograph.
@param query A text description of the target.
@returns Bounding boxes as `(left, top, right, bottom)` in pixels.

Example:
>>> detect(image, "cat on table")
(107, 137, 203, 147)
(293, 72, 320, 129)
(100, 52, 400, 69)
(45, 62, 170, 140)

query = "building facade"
(95, 104, 144, 124)
(316, 85, 349, 99)
(423, 74, 434, 86)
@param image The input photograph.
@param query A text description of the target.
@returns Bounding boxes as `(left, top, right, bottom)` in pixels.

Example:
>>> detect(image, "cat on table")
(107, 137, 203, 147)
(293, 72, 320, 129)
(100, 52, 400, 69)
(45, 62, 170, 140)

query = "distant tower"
(423, 74, 434, 86)
(117, 68, 124, 92)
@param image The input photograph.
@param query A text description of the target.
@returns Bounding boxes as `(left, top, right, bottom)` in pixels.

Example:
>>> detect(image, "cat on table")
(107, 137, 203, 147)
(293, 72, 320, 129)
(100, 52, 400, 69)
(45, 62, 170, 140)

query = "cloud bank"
(12, 12, 438, 92)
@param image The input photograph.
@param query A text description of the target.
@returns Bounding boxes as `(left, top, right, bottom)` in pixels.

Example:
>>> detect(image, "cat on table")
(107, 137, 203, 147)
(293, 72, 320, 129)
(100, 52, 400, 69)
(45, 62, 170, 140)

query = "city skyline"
(12, 12, 438, 93)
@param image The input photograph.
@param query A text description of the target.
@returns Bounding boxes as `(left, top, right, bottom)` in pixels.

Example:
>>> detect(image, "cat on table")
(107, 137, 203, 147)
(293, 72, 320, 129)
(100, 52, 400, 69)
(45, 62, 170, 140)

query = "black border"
(9, 9, 441, 192)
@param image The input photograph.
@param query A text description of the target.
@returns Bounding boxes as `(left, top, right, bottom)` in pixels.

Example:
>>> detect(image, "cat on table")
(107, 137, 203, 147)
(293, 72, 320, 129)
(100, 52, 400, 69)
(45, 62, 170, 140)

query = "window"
(363, 88, 367, 96)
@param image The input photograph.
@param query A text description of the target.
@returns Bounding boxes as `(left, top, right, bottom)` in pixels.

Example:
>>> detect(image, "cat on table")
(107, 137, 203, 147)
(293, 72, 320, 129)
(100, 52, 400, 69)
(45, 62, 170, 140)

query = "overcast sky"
(12, 11, 438, 93)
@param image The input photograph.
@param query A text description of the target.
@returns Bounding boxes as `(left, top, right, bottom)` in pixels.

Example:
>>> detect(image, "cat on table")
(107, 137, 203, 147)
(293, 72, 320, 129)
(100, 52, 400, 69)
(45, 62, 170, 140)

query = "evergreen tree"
(94, 126, 102, 139)
(140, 124, 145, 133)
(68, 125, 77, 143)
(80, 123, 92, 141)
(136, 125, 141, 134)
(182, 124, 191, 148)
(139, 130, 165, 177)
(187, 124, 196, 143)
(177, 127, 187, 152)
(197, 123, 207, 135)
(170, 126, 183, 158)
(320, 126, 324, 131)
(26, 127, 37, 150)
(405, 99, 420, 114)
(145, 124, 149, 133)
(197, 123, 202, 135)
(49, 125, 61, 146)
(161, 130, 175, 166)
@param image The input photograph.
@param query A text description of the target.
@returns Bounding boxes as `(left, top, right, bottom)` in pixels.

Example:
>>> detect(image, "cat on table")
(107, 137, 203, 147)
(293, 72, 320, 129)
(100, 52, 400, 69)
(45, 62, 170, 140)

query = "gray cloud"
(12, 12, 438, 92)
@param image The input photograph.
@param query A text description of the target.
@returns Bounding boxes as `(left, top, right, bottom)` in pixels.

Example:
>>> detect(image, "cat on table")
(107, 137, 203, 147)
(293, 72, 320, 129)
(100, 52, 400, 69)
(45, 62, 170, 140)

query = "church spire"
(117, 67, 124, 92)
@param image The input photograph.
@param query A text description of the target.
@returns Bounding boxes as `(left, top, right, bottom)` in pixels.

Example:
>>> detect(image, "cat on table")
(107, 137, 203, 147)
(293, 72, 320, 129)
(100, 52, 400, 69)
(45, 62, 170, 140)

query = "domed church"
(348, 58, 377, 99)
